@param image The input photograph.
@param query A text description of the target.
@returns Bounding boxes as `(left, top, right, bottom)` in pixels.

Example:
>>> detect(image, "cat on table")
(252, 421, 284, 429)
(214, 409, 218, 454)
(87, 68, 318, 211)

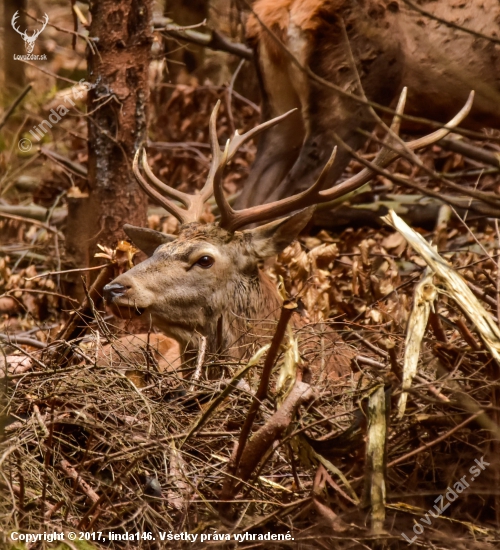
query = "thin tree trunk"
(3, 0, 26, 92)
(85, 0, 152, 261)
(63, 0, 152, 302)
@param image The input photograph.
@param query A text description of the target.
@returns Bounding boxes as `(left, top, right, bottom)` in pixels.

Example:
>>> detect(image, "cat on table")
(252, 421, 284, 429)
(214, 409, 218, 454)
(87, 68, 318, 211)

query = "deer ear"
(123, 224, 176, 257)
(245, 206, 315, 259)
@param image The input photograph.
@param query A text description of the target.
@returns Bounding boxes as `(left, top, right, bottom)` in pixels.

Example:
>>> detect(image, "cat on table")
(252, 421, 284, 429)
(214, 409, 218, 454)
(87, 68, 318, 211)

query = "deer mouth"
(103, 283, 150, 317)
(105, 300, 147, 319)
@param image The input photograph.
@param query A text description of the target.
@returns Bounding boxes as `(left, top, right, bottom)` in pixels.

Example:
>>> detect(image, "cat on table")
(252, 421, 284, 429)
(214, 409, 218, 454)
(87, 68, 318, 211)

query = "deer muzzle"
(103, 282, 146, 317)
(103, 282, 128, 301)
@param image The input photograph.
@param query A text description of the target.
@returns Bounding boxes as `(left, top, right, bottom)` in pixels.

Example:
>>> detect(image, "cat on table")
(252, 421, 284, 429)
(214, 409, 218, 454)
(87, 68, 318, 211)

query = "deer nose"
(103, 283, 128, 302)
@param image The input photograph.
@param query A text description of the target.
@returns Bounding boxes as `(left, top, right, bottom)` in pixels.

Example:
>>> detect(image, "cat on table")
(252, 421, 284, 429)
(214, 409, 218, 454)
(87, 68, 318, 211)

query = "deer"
(103, 92, 472, 376)
(11, 11, 49, 54)
(235, 0, 500, 209)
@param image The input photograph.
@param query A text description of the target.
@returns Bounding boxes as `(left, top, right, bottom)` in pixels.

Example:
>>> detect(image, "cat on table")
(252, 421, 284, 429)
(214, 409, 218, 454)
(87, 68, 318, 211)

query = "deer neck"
(184, 269, 282, 360)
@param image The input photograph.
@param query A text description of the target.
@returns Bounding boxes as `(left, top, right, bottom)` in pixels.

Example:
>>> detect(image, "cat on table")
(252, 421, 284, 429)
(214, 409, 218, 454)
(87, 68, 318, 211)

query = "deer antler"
(132, 100, 296, 225)
(31, 13, 49, 40)
(213, 88, 474, 231)
(134, 90, 473, 231)
(11, 11, 27, 39)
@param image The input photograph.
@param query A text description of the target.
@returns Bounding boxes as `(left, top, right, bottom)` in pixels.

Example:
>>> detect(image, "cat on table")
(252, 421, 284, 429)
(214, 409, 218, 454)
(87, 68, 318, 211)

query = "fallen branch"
(40, 147, 88, 178)
(0, 204, 67, 224)
(0, 333, 46, 349)
(230, 302, 296, 470)
(154, 17, 253, 60)
(440, 137, 500, 168)
(59, 459, 99, 503)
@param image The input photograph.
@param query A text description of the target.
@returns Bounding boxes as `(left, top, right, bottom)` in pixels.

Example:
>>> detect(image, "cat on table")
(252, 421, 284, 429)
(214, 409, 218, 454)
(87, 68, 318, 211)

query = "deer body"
(235, 0, 500, 207)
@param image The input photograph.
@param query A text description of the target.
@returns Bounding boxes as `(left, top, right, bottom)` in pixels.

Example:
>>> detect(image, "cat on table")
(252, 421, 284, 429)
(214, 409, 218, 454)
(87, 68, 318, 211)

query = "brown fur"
(236, 0, 500, 208)
(105, 218, 353, 378)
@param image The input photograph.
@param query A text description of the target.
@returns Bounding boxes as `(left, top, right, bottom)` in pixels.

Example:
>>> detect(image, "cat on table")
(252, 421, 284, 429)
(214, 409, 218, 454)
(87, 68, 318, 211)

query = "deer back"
(236, 0, 500, 208)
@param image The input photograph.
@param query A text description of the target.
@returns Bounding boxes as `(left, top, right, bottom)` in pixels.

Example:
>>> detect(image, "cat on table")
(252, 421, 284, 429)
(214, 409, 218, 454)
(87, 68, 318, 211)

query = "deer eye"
(195, 255, 214, 269)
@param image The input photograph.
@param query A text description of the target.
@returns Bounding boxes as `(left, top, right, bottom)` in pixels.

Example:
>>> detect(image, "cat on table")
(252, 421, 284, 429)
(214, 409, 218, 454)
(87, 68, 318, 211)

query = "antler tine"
(407, 90, 474, 149)
(133, 149, 191, 224)
(319, 90, 474, 202)
(389, 86, 407, 137)
(213, 141, 233, 228)
(226, 109, 297, 162)
(216, 92, 473, 231)
(132, 102, 227, 226)
(199, 100, 223, 201)
(210, 107, 299, 231)
(200, 105, 296, 203)
(355, 87, 407, 172)
(140, 150, 192, 208)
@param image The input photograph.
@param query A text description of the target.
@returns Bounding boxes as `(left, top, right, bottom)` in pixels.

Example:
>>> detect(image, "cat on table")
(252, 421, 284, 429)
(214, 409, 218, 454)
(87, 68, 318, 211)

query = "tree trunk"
(85, 0, 152, 261)
(63, 0, 152, 302)
(3, 0, 26, 93)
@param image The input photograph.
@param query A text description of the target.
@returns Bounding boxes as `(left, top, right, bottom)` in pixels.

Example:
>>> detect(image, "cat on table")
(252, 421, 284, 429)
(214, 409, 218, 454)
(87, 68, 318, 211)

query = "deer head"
(104, 92, 472, 357)
(11, 11, 49, 54)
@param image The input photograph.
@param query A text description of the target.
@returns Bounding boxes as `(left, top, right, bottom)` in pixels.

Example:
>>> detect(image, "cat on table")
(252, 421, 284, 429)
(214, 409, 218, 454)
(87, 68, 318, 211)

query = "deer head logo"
(11, 11, 49, 54)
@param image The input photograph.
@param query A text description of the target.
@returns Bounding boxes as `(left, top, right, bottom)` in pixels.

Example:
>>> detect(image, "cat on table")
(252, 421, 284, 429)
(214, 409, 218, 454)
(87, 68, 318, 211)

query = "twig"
(189, 336, 207, 391)
(53, 265, 115, 365)
(401, 0, 500, 45)
(3, 289, 80, 305)
(0, 212, 61, 234)
(388, 412, 482, 467)
(0, 84, 32, 130)
(24, 264, 110, 281)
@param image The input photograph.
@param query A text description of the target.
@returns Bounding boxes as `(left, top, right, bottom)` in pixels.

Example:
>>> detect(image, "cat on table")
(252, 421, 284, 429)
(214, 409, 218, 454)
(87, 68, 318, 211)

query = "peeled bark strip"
(85, 0, 152, 260)
(234, 380, 314, 487)
(363, 385, 387, 535)
(383, 210, 500, 363)
(397, 269, 437, 418)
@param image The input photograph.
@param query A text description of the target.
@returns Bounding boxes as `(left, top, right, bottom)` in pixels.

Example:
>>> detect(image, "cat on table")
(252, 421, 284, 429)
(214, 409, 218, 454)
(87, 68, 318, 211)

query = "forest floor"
(2, 3, 500, 549)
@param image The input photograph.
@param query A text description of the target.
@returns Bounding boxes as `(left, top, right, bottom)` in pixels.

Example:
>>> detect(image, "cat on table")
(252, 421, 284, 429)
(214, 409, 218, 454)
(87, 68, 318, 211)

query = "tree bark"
(85, 0, 152, 261)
